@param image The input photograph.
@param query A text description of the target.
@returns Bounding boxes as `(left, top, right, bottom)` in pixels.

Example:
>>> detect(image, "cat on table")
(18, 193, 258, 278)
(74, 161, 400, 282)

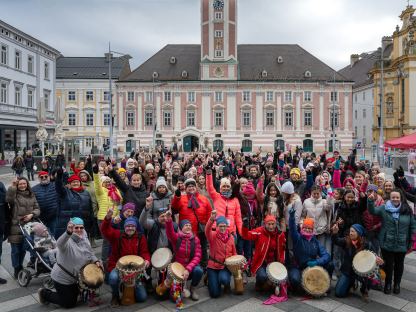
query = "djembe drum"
(266, 262, 288, 295)
(301, 266, 330, 297)
(152, 248, 173, 296)
(353, 250, 378, 277)
(224, 255, 247, 295)
(79, 263, 104, 291)
(116, 255, 145, 305)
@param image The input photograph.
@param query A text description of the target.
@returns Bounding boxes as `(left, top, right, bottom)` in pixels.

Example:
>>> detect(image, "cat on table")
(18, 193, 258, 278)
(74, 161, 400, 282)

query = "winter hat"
(185, 178, 196, 188)
(216, 216, 228, 226)
(118, 168, 126, 174)
(345, 170, 354, 179)
(124, 217, 137, 229)
(220, 177, 231, 188)
(264, 215, 276, 223)
(366, 184, 378, 193)
(156, 177, 167, 189)
(100, 175, 111, 184)
(71, 217, 84, 225)
(126, 158, 135, 165)
(78, 170, 90, 177)
(38, 171, 49, 177)
(179, 219, 191, 230)
(68, 174, 81, 183)
(146, 163, 155, 171)
(281, 181, 295, 194)
(122, 203, 136, 214)
(32, 223, 48, 236)
(351, 224, 365, 237)
(290, 168, 301, 177)
(302, 218, 315, 229)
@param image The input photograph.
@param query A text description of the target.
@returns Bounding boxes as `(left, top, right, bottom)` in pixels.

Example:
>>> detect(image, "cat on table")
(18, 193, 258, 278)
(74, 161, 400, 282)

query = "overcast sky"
(1, 0, 410, 70)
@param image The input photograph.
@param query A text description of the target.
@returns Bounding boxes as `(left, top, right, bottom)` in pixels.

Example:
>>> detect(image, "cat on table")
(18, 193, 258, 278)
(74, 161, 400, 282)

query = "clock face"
(213, 0, 224, 10)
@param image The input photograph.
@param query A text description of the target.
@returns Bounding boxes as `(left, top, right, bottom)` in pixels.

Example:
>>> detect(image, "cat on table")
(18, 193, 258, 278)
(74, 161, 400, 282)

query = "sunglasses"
(40, 176, 48, 179)
(74, 226, 84, 230)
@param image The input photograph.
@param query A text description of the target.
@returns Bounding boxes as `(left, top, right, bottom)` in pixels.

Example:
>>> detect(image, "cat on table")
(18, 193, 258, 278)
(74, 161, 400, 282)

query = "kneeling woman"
(205, 210, 237, 298)
(331, 223, 383, 302)
(38, 218, 101, 308)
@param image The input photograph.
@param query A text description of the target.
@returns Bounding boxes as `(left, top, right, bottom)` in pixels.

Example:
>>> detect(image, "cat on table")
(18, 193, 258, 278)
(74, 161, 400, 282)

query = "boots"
(393, 283, 400, 294)
(384, 283, 392, 294)
(190, 286, 199, 301)
(14, 266, 22, 279)
(110, 294, 120, 307)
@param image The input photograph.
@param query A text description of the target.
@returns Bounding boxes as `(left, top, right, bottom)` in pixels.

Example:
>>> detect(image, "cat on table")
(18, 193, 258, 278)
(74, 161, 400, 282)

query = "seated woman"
(331, 223, 383, 302)
(38, 218, 102, 308)
(205, 210, 237, 298)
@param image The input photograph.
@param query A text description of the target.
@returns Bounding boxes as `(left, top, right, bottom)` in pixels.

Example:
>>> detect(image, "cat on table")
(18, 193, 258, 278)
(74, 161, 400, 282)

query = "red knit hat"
(68, 175, 81, 183)
(264, 215, 276, 223)
(38, 171, 49, 177)
(302, 218, 315, 229)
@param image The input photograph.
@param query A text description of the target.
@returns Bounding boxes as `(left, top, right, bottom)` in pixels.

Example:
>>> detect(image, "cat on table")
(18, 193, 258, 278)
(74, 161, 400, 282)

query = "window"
(354, 94, 357, 102)
(363, 125, 366, 138)
(68, 113, 76, 126)
(386, 97, 394, 114)
(363, 109, 366, 118)
(355, 110, 357, 119)
(242, 111, 251, 127)
(145, 91, 153, 103)
(187, 111, 195, 127)
(164, 91, 171, 102)
(304, 91, 312, 102)
(284, 91, 292, 102)
(44, 62, 49, 79)
(0, 82, 7, 104)
(15, 85, 21, 105)
(164, 111, 172, 127)
(242, 139, 252, 152)
(363, 92, 366, 101)
(215, 111, 223, 127)
(330, 91, 338, 102)
(215, 12, 223, 20)
(215, 50, 223, 58)
(15, 50, 21, 69)
(86, 113, 94, 126)
(103, 113, 110, 126)
(215, 30, 223, 38)
(0, 44, 7, 65)
(68, 91, 76, 101)
(304, 111, 312, 126)
(188, 91, 195, 102)
(27, 89, 34, 107)
(266, 91, 273, 102)
(103, 91, 110, 101)
(330, 111, 339, 128)
(85, 138, 94, 148)
(127, 91, 134, 102)
(126, 111, 135, 126)
(266, 111, 274, 126)
(27, 55, 33, 74)
(215, 91, 223, 102)
(243, 91, 250, 102)
(86, 91, 94, 101)
(44, 92, 49, 110)
(285, 111, 293, 126)
(354, 126, 358, 138)
(145, 111, 153, 126)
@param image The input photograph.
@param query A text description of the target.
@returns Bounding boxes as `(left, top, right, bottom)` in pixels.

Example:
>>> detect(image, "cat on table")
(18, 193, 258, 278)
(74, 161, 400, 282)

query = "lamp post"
(331, 71, 337, 152)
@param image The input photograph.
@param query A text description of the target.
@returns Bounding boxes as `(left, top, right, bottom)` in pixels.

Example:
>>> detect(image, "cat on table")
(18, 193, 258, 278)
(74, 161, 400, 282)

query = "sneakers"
(0, 277, 7, 284)
(393, 283, 400, 294)
(110, 294, 120, 308)
(38, 288, 49, 305)
(190, 286, 199, 301)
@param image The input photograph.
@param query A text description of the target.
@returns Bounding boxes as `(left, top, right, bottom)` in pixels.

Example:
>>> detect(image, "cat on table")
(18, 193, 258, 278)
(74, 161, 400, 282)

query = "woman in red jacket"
(165, 212, 203, 301)
(205, 210, 237, 298)
(241, 215, 286, 291)
(101, 209, 150, 307)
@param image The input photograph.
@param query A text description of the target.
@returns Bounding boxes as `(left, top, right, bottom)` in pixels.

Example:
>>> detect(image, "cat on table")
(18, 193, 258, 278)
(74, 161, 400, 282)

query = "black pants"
(43, 280, 79, 308)
(198, 232, 208, 269)
(381, 249, 406, 286)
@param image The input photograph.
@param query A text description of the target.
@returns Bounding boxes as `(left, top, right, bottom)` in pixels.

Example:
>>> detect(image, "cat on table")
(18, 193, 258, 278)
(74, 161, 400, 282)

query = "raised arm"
(289, 208, 301, 243)
(206, 170, 220, 200)
(109, 169, 128, 193)
(138, 207, 155, 231)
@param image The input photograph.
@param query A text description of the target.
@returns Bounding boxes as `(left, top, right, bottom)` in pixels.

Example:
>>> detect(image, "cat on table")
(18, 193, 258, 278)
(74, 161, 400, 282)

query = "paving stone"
(401, 302, 416, 312)
(7, 302, 56, 312)
(395, 287, 416, 303)
(222, 298, 285, 312)
(302, 297, 343, 312)
(332, 304, 364, 312)
(368, 291, 408, 310)
(360, 301, 401, 312)
(1, 294, 38, 312)
(0, 286, 35, 303)
(401, 279, 416, 292)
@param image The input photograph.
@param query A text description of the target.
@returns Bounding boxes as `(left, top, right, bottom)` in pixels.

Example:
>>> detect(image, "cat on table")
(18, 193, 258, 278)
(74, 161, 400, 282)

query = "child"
(32, 222, 57, 265)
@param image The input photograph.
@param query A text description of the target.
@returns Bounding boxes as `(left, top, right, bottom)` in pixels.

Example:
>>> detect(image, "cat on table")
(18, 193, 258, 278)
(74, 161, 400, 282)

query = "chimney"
(350, 54, 359, 67)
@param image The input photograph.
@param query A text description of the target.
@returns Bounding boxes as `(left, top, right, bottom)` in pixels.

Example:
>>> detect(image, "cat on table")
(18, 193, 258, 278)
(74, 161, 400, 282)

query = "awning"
(384, 132, 416, 149)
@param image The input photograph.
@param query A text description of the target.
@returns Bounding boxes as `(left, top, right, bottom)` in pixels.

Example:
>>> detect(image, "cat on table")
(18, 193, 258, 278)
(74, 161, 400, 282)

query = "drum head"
(224, 255, 246, 266)
(353, 250, 377, 275)
(81, 263, 104, 288)
(169, 262, 186, 281)
(117, 255, 145, 270)
(151, 248, 173, 270)
(302, 266, 330, 296)
(266, 262, 288, 283)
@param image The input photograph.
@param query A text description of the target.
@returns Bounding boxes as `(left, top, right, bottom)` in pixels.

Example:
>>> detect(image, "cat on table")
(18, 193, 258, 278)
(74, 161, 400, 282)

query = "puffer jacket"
(171, 192, 211, 234)
(289, 209, 330, 269)
(150, 190, 172, 217)
(93, 173, 121, 221)
(241, 224, 286, 275)
(206, 172, 242, 235)
(32, 182, 59, 224)
(6, 186, 40, 244)
(0, 182, 8, 236)
(205, 218, 236, 270)
(166, 219, 201, 273)
(100, 217, 150, 272)
(362, 195, 383, 232)
(337, 201, 364, 237)
(79, 170, 98, 216)
(368, 199, 416, 253)
(302, 196, 332, 235)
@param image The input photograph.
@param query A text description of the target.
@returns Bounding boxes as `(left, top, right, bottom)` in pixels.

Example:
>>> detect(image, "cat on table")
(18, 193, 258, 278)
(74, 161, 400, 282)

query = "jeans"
(207, 268, 231, 298)
(256, 265, 268, 284)
(11, 242, 26, 269)
(43, 280, 79, 308)
(335, 273, 370, 297)
(237, 232, 252, 261)
(289, 262, 334, 293)
(108, 268, 147, 302)
(26, 169, 34, 181)
(188, 265, 204, 287)
(381, 249, 406, 286)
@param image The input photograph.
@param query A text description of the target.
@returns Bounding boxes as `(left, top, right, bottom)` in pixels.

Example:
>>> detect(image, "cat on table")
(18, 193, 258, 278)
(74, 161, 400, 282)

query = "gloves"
(92, 164, 99, 174)
(175, 189, 181, 197)
(56, 168, 63, 177)
(289, 207, 296, 215)
(334, 159, 340, 170)
(307, 260, 317, 267)
(397, 166, 405, 177)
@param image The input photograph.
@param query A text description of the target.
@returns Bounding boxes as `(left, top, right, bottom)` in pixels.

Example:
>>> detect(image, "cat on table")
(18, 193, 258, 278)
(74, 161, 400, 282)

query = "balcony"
(0, 103, 37, 116)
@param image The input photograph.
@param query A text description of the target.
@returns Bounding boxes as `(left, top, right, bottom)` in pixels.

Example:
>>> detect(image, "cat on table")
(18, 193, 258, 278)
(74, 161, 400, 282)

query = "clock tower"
(200, 0, 238, 80)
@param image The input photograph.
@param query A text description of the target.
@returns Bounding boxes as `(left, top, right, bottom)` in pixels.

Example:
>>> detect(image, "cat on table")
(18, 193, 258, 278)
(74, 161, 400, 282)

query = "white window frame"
(27, 55, 34, 74)
(103, 113, 110, 126)
(145, 91, 153, 103)
(85, 138, 94, 148)
(330, 110, 339, 128)
(27, 88, 34, 108)
(126, 111, 135, 126)
(127, 91, 134, 102)
(0, 44, 7, 65)
(145, 111, 153, 127)
(285, 110, 293, 127)
(214, 111, 223, 127)
(163, 111, 172, 127)
(44, 62, 49, 80)
(188, 91, 195, 103)
(14, 85, 21, 106)
(215, 12, 223, 20)
(103, 91, 110, 101)
(86, 91, 94, 101)
(363, 109, 366, 118)
(187, 110, 196, 127)
(330, 91, 338, 102)
(15, 50, 21, 70)
(284, 91, 292, 102)
(0, 81, 8, 104)
(266, 111, 274, 126)
(164, 91, 172, 102)
(242, 111, 251, 127)
(363, 125, 366, 138)
(68, 113, 76, 126)
(243, 91, 250, 102)
(304, 110, 312, 127)
(215, 91, 223, 102)
(304, 91, 312, 102)
(215, 30, 223, 38)
(68, 91, 76, 101)
(86, 113, 94, 126)
(266, 91, 273, 102)
(215, 50, 223, 58)
(44, 91, 50, 111)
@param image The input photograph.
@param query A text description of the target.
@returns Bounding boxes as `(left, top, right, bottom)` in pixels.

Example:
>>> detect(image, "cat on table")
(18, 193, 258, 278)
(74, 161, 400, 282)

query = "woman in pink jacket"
(205, 210, 237, 298)
(206, 169, 242, 236)
(165, 212, 203, 301)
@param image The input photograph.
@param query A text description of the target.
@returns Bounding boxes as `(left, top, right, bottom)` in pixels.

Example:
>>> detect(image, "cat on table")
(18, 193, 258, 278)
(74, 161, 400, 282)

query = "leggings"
(381, 249, 406, 286)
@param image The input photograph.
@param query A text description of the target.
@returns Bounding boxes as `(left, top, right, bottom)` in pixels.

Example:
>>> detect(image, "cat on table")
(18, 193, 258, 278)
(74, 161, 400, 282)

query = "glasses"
(40, 176, 48, 180)
(74, 226, 84, 230)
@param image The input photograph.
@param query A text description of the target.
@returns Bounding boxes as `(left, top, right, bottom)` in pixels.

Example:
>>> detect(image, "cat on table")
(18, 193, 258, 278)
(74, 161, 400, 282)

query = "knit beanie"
(264, 215, 276, 223)
(38, 171, 49, 177)
(220, 177, 231, 188)
(71, 217, 84, 225)
(216, 216, 228, 226)
(281, 181, 294, 194)
(179, 219, 191, 230)
(100, 175, 111, 184)
(185, 178, 196, 188)
(366, 184, 378, 193)
(156, 177, 168, 189)
(302, 218, 315, 229)
(68, 174, 81, 183)
(290, 168, 301, 177)
(118, 168, 126, 174)
(351, 224, 365, 237)
(146, 163, 155, 171)
(124, 217, 137, 229)
(122, 202, 136, 214)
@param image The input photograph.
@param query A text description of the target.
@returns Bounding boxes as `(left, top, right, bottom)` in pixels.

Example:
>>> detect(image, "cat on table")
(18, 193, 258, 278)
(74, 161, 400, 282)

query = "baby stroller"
(17, 220, 54, 289)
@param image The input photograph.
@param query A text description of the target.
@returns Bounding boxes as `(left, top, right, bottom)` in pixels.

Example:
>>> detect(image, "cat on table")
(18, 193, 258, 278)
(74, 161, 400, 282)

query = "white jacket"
(302, 197, 332, 235)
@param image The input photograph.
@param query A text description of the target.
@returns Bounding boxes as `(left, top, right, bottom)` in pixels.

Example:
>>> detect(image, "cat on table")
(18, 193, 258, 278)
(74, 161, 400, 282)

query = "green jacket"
(368, 199, 416, 253)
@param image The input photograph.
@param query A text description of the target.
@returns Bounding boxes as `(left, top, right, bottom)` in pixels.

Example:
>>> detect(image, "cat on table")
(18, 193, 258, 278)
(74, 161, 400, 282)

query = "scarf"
(107, 184, 121, 202)
(221, 191, 232, 198)
(300, 229, 314, 241)
(187, 193, 200, 210)
(385, 200, 401, 220)
(216, 230, 230, 244)
(71, 186, 84, 193)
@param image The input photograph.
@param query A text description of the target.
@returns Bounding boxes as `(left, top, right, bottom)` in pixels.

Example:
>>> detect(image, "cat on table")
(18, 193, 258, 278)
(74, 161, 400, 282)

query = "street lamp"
(106, 42, 131, 159)
(151, 76, 167, 151)
(331, 71, 337, 153)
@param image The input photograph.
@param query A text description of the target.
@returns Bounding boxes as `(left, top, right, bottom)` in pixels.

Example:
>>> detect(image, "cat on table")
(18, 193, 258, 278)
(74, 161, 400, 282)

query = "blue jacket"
(32, 182, 59, 224)
(289, 209, 330, 269)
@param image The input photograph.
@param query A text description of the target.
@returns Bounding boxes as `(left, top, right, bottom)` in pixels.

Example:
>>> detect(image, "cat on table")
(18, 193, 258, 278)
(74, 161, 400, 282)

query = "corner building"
(117, 0, 353, 153)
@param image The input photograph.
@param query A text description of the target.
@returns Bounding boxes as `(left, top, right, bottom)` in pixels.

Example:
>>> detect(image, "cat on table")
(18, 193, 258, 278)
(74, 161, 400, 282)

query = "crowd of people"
(0, 146, 415, 309)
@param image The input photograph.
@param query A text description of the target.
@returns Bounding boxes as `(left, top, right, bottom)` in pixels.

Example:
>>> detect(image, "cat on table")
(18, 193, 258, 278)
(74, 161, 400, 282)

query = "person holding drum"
(101, 209, 151, 307)
(38, 218, 102, 308)
(165, 211, 203, 301)
(205, 210, 237, 298)
(368, 189, 416, 295)
(331, 222, 383, 302)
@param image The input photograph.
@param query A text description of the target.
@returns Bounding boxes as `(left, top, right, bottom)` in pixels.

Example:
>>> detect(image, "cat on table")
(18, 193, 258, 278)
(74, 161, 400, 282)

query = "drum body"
(116, 255, 145, 306)
(301, 266, 330, 297)
(151, 248, 173, 271)
(167, 262, 186, 283)
(79, 263, 104, 290)
(224, 255, 247, 295)
(353, 250, 377, 277)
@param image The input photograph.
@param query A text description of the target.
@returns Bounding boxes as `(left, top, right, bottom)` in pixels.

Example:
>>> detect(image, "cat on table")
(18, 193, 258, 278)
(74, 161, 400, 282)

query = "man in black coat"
(0, 181, 7, 283)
